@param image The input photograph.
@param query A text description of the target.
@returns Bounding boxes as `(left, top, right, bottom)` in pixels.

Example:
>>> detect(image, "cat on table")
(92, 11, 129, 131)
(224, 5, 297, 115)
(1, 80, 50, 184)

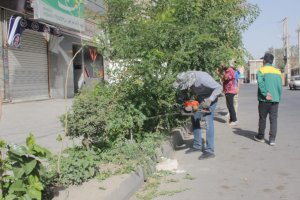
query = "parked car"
(289, 75, 300, 90)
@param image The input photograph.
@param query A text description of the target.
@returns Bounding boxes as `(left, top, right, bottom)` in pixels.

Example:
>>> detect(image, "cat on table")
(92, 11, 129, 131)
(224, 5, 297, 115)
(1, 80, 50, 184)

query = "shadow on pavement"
(232, 128, 257, 141)
(178, 139, 194, 152)
(214, 116, 227, 123)
(217, 111, 228, 115)
(214, 109, 228, 123)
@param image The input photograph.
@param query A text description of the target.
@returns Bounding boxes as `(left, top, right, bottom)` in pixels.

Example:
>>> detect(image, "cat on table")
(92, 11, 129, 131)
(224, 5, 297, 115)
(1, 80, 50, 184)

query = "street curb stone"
(53, 138, 176, 200)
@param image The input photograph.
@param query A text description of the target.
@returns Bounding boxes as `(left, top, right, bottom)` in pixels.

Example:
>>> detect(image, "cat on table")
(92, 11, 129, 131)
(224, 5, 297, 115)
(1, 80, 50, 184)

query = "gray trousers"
(258, 101, 279, 140)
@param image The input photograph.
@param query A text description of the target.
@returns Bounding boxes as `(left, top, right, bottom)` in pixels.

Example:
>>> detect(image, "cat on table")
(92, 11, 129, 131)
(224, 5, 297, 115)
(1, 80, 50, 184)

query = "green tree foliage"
(100, 0, 259, 126)
(101, 0, 260, 70)
(65, 0, 259, 144)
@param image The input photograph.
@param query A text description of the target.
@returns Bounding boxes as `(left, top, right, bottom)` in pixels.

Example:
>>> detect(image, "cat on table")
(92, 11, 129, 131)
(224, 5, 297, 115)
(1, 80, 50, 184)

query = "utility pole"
(273, 46, 276, 66)
(283, 17, 290, 85)
(298, 23, 300, 75)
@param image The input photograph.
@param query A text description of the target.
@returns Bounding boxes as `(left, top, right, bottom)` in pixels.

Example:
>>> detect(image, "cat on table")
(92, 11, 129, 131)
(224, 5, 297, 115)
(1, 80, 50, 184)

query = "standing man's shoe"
(269, 138, 276, 146)
(199, 151, 215, 160)
(253, 135, 265, 143)
(269, 141, 276, 146)
(229, 121, 238, 126)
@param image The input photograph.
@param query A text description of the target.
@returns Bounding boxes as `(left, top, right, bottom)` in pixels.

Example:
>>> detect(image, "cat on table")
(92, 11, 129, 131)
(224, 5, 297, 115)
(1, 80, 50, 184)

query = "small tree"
(64, 0, 260, 144)
(98, 0, 260, 128)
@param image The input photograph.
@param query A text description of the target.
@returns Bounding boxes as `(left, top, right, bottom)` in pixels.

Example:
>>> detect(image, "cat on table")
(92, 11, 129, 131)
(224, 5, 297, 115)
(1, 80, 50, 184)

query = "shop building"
(0, 0, 105, 102)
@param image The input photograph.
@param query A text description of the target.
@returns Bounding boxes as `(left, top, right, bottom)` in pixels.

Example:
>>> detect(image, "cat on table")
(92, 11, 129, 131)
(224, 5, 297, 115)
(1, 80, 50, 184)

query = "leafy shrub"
(99, 132, 165, 175)
(51, 148, 98, 186)
(0, 134, 51, 200)
(63, 83, 146, 148)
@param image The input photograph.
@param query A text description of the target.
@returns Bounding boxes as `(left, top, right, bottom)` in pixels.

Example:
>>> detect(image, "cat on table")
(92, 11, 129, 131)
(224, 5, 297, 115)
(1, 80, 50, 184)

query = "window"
(83, 46, 104, 79)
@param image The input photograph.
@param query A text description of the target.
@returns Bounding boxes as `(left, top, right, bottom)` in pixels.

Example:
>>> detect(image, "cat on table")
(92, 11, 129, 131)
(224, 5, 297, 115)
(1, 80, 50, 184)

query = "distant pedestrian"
(173, 71, 222, 159)
(254, 53, 282, 146)
(234, 66, 241, 115)
(224, 65, 241, 119)
(222, 64, 238, 126)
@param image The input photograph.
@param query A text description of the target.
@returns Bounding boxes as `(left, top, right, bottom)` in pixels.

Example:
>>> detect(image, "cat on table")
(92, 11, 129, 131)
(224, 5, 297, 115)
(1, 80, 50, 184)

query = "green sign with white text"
(33, 0, 85, 31)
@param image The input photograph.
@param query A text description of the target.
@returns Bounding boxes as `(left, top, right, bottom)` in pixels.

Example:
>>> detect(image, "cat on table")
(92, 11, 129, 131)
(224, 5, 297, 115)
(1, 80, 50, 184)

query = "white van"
(289, 75, 300, 90)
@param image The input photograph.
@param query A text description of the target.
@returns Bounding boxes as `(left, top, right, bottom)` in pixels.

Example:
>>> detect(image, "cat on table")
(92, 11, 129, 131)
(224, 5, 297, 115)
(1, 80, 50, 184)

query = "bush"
(63, 83, 146, 148)
(99, 132, 165, 175)
(47, 133, 165, 187)
(0, 134, 52, 200)
(51, 148, 98, 186)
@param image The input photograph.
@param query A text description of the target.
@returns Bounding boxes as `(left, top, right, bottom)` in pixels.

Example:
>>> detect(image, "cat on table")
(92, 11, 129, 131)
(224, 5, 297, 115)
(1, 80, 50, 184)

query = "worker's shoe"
(185, 147, 202, 154)
(199, 151, 215, 160)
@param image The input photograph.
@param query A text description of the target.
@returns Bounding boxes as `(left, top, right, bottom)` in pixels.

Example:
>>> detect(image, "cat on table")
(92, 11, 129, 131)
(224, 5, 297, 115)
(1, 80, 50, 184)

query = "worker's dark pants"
(225, 93, 237, 122)
(258, 101, 279, 140)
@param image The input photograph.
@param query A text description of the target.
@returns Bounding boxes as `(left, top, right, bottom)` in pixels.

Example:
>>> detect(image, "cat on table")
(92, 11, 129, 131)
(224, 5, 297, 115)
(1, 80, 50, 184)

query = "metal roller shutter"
(8, 26, 49, 101)
(0, 9, 4, 99)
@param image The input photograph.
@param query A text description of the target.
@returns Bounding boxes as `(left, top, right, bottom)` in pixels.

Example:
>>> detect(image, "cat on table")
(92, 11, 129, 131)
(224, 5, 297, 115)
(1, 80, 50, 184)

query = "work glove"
(184, 106, 193, 112)
(201, 99, 212, 109)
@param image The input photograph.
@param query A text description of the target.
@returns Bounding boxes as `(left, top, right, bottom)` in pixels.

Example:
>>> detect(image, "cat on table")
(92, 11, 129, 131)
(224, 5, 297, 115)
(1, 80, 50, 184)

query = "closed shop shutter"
(0, 9, 4, 99)
(8, 24, 49, 101)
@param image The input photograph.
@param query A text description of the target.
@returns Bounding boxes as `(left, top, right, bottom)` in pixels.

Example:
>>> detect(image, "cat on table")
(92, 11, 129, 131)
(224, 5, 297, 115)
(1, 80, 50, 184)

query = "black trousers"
(258, 101, 279, 140)
(225, 93, 237, 122)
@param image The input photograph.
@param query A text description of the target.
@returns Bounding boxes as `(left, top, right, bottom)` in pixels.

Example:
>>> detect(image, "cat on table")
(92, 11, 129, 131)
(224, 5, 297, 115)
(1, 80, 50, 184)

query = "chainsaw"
(175, 89, 210, 116)
(176, 100, 211, 116)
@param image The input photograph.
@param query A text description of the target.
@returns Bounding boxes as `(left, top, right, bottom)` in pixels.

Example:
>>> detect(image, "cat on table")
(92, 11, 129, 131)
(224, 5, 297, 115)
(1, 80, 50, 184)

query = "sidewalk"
(0, 97, 178, 200)
(0, 96, 230, 200)
(0, 99, 74, 153)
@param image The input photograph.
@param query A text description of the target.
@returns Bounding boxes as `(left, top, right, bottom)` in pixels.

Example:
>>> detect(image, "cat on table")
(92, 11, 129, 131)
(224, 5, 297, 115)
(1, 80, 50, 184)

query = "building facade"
(247, 59, 285, 85)
(0, 0, 105, 102)
(291, 65, 300, 76)
(247, 59, 263, 84)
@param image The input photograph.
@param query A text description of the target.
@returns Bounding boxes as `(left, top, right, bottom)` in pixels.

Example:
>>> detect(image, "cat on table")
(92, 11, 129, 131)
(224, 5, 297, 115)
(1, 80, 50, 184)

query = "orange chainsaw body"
(184, 100, 199, 107)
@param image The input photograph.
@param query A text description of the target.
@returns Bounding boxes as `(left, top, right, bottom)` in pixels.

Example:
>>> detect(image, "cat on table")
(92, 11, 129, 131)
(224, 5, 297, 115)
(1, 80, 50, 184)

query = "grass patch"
(184, 173, 196, 180)
(165, 178, 179, 183)
(158, 188, 190, 197)
(99, 187, 106, 190)
(135, 170, 190, 200)
(136, 177, 160, 200)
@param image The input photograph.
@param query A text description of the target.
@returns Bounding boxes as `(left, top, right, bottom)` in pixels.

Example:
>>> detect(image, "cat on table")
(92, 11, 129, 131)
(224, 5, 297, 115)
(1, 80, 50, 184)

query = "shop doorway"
(72, 44, 83, 94)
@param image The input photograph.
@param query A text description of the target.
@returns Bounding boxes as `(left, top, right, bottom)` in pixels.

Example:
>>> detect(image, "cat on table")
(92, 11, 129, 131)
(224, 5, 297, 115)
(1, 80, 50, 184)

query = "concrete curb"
(52, 138, 176, 200)
(100, 166, 145, 200)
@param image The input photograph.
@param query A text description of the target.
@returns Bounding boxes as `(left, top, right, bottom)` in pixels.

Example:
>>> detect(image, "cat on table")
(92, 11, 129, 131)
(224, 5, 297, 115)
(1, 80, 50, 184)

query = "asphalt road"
(138, 84, 300, 200)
